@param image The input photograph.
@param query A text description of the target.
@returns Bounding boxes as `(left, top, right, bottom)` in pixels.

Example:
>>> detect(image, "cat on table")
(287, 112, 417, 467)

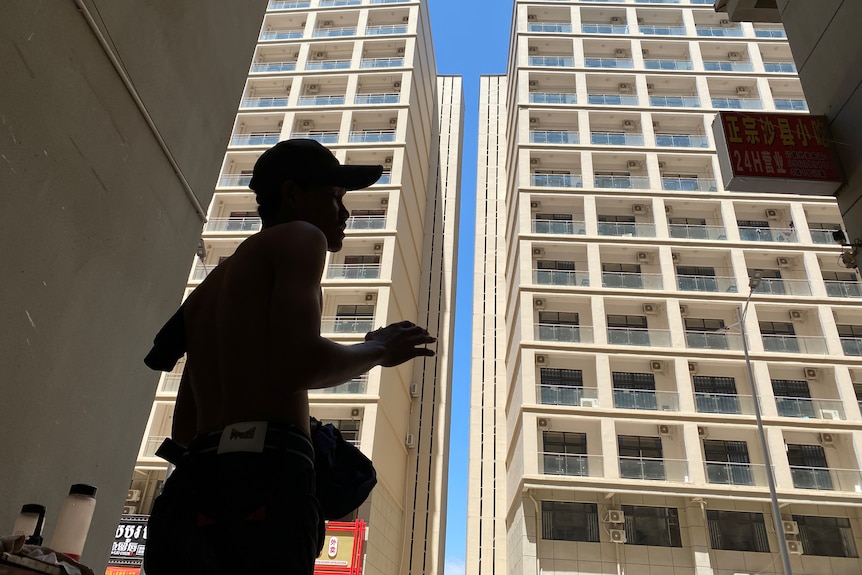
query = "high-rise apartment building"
(124, 2, 461, 574)
(471, 2, 862, 574)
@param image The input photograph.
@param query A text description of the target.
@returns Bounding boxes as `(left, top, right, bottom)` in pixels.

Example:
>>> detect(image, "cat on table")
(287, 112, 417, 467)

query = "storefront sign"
(315, 520, 366, 575)
(106, 514, 147, 572)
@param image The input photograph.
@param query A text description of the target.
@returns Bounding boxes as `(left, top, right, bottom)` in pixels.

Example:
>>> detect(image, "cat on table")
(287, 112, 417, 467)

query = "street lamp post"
(738, 271, 793, 575)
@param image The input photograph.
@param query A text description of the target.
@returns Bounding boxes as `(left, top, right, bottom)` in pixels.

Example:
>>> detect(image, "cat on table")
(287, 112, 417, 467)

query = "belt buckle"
(217, 422, 268, 454)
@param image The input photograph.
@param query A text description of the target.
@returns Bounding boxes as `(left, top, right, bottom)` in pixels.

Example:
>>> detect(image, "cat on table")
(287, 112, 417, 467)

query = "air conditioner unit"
(680, 305, 690, 317)
(688, 361, 697, 373)
(409, 383, 420, 398)
(637, 251, 651, 263)
(658, 424, 672, 436)
(783, 520, 799, 535)
(351, 407, 361, 417)
(642, 49, 650, 57)
(306, 84, 319, 93)
(396, 47, 406, 55)
(530, 201, 541, 210)
(610, 16, 623, 23)
(406, 433, 416, 448)
(646, 83, 655, 91)
(627, 160, 641, 168)
(300, 120, 315, 129)
(803, 367, 818, 380)
(402, 16, 410, 22)
(536, 354, 547, 364)
(736, 86, 750, 96)
(643, 303, 658, 315)
(314, 51, 327, 58)
(532, 247, 545, 256)
(623, 119, 636, 131)
(776, 256, 791, 267)
(322, 20, 334, 27)
(538, 417, 550, 429)
(373, 243, 383, 251)
(789, 309, 805, 321)
(719, 19, 731, 26)
(393, 81, 402, 88)
(530, 158, 541, 166)
(534, 298, 545, 309)
(632, 203, 646, 214)
(529, 80, 539, 87)
(527, 14, 537, 21)
(618, 82, 633, 92)
(651, 360, 665, 373)
(529, 117, 539, 124)
(765, 208, 779, 219)
(389, 118, 398, 126)
(786, 541, 803, 555)
(819, 432, 835, 445)
(615, 49, 628, 57)
(126, 489, 141, 502)
(652, 121, 660, 129)
(671, 252, 681, 262)
(609, 528, 627, 543)
(364, 293, 375, 302)
(728, 51, 741, 61)
(528, 46, 539, 53)
(123, 506, 138, 515)
(380, 198, 388, 206)
(698, 426, 707, 437)
(580, 397, 599, 408)
(384, 156, 393, 165)
(820, 409, 841, 420)
(658, 161, 666, 169)
(604, 509, 625, 523)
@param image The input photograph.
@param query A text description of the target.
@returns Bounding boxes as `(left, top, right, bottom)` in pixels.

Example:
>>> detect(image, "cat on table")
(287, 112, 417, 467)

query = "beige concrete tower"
(471, 1, 862, 574)
(126, 2, 461, 574)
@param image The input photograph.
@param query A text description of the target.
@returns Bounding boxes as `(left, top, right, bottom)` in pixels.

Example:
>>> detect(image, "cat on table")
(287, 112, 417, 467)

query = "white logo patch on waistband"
(217, 421, 268, 454)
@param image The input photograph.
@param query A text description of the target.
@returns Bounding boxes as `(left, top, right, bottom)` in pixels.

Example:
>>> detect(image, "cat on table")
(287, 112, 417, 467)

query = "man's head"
(249, 139, 383, 250)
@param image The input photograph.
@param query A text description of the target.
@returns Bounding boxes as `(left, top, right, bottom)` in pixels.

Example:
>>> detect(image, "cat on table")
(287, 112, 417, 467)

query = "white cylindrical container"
(49, 484, 97, 561)
(12, 504, 46, 539)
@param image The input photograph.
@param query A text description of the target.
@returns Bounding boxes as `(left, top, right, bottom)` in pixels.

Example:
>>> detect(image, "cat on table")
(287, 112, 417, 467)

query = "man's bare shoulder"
(235, 221, 328, 260)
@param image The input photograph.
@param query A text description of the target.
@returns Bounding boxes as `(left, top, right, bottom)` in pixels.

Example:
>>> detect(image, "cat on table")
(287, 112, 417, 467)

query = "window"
(612, 371, 656, 409)
(598, 214, 637, 236)
(539, 311, 579, 325)
(543, 431, 588, 476)
(534, 212, 575, 233)
(693, 375, 740, 414)
(703, 440, 752, 485)
(669, 217, 708, 239)
(787, 443, 832, 490)
(760, 321, 798, 353)
(684, 318, 728, 349)
(621, 505, 681, 547)
(618, 435, 664, 480)
(771, 379, 814, 418)
(794, 515, 858, 557)
(538, 311, 580, 342)
(707, 510, 769, 552)
(838, 324, 862, 356)
(536, 260, 580, 286)
(541, 501, 600, 542)
(334, 304, 374, 333)
(676, 266, 718, 292)
(539, 368, 584, 405)
(602, 263, 643, 288)
(607, 314, 649, 345)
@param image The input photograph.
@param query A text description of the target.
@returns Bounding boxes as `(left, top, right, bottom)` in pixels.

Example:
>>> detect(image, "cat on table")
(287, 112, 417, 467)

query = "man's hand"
(365, 321, 436, 367)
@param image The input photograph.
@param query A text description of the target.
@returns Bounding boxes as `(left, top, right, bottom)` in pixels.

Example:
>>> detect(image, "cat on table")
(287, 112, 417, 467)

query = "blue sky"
(426, 0, 513, 572)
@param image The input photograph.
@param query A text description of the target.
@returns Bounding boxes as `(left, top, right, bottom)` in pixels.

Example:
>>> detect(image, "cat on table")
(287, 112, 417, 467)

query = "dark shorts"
(144, 424, 325, 575)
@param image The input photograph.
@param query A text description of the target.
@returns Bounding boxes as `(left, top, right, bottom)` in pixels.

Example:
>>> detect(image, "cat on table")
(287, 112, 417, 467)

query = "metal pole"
(737, 304, 793, 574)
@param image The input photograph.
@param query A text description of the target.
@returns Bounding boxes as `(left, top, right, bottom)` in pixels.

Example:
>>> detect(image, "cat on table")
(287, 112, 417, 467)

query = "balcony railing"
(326, 264, 381, 280)
(355, 93, 400, 105)
(313, 375, 367, 394)
(230, 133, 280, 146)
(686, 330, 743, 350)
(541, 453, 604, 477)
(696, 26, 744, 37)
(614, 389, 679, 411)
(774, 99, 808, 111)
(841, 337, 862, 356)
(320, 0, 360, 5)
(320, 316, 374, 334)
(159, 373, 182, 394)
(307, 59, 352, 70)
(582, 24, 629, 34)
(365, 24, 408, 35)
(644, 59, 693, 70)
(655, 134, 709, 148)
(669, 224, 726, 240)
(695, 392, 755, 415)
(738, 226, 797, 242)
(590, 132, 644, 146)
(703, 61, 754, 72)
(824, 281, 862, 300)
(537, 384, 598, 406)
(529, 92, 577, 104)
(677, 275, 738, 293)
(597, 222, 655, 237)
(764, 62, 797, 73)
(619, 457, 689, 482)
(376, 172, 391, 185)
(762, 334, 828, 354)
(268, 0, 310, 8)
(359, 57, 403, 68)
(531, 174, 583, 188)
(607, 326, 671, 347)
(594, 175, 650, 189)
(706, 462, 767, 486)
(637, 0, 681, 3)
(191, 263, 212, 281)
(587, 94, 639, 105)
(787, 467, 862, 492)
(753, 278, 811, 296)
(528, 56, 575, 67)
(712, 97, 764, 110)
(240, 96, 289, 108)
(204, 217, 263, 233)
(345, 215, 386, 230)
(755, 28, 786, 38)
(649, 95, 701, 108)
(530, 130, 580, 144)
(259, 30, 303, 40)
(290, 131, 339, 144)
(219, 174, 252, 187)
(142, 436, 168, 458)
(662, 177, 717, 191)
(528, 23, 574, 33)
(251, 62, 297, 73)
(602, 272, 663, 290)
(349, 130, 396, 143)
(775, 397, 845, 420)
(810, 229, 839, 244)
(312, 27, 357, 38)
(298, 95, 346, 106)
(584, 57, 634, 69)
(534, 269, 590, 287)
(639, 25, 687, 36)
(536, 324, 593, 343)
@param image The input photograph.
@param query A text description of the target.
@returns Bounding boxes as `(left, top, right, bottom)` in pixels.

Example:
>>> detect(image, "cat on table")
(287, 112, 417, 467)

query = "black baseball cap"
(249, 139, 383, 193)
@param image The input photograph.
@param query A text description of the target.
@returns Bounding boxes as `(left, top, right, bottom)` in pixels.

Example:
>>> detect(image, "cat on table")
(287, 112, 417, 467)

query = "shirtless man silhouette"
(143, 139, 435, 574)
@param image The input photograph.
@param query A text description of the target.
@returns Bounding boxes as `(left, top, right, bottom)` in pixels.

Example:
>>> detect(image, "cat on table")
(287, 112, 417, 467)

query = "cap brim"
(326, 164, 385, 190)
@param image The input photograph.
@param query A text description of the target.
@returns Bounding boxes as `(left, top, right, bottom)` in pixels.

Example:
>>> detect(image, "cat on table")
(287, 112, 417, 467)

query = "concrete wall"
(0, 0, 265, 568)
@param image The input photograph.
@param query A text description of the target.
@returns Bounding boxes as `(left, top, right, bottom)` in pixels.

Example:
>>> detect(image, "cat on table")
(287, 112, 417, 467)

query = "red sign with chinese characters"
(713, 112, 843, 196)
(314, 519, 367, 575)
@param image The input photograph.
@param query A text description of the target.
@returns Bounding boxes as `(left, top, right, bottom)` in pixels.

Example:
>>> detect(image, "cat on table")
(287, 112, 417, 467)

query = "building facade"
(125, 2, 461, 574)
(470, 2, 862, 574)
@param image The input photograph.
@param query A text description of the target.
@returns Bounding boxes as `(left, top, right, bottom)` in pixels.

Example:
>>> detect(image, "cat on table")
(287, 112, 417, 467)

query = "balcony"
(677, 275, 737, 293)
(810, 229, 840, 244)
(160, 373, 182, 394)
(230, 132, 280, 146)
(789, 467, 862, 491)
(738, 226, 797, 242)
(320, 0, 360, 4)
(528, 23, 574, 33)
(204, 217, 263, 233)
(594, 175, 650, 189)
(669, 223, 727, 240)
(326, 264, 381, 280)
(530, 92, 577, 104)
(536, 324, 594, 343)
(649, 95, 701, 108)
(531, 174, 583, 188)
(359, 57, 404, 68)
(312, 27, 357, 38)
(644, 59, 693, 70)
(376, 172, 391, 185)
(762, 334, 828, 354)
(268, 1, 310, 8)
(602, 271, 663, 289)
(219, 174, 252, 187)
(695, 392, 755, 415)
(712, 97, 764, 110)
(636, 0, 681, 3)
(774, 99, 808, 111)
(703, 61, 754, 72)
(240, 96, 289, 108)
(584, 57, 634, 69)
(582, 24, 629, 34)
(764, 62, 797, 73)
(775, 397, 846, 420)
(307, 59, 351, 70)
(706, 462, 767, 486)
(320, 316, 374, 334)
(607, 327, 671, 346)
(614, 389, 679, 411)
(753, 278, 812, 296)
(640, 25, 687, 36)
(530, 130, 580, 144)
(370, 0, 409, 3)
(538, 384, 598, 406)
(541, 453, 603, 477)
(755, 28, 786, 38)
(619, 457, 689, 482)
(529, 56, 575, 67)
(345, 215, 386, 230)
(697, 26, 744, 37)
(298, 95, 346, 106)
(259, 30, 303, 41)
(597, 222, 655, 237)
(141, 436, 168, 458)
(355, 93, 400, 105)
(349, 130, 396, 143)
(251, 62, 297, 73)
(587, 94, 639, 105)
(655, 134, 709, 148)
(191, 263, 212, 281)
(290, 130, 339, 144)
(365, 24, 409, 35)
(315, 375, 367, 394)
(590, 132, 644, 146)
(686, 330, 742, 350)
(841, 337, 862, 356)
(534, 269, 590, 286)
(662, 177, 717, 191)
